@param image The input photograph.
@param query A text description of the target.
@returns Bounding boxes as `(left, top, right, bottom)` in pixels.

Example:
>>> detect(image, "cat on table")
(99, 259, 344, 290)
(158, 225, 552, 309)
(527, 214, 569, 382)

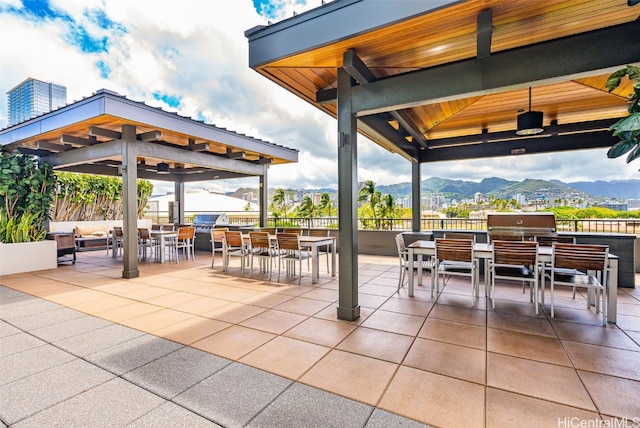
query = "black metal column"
(412, 161, 421, 232)
(336, 67, 360, 321)
(260, 168, 268, 227)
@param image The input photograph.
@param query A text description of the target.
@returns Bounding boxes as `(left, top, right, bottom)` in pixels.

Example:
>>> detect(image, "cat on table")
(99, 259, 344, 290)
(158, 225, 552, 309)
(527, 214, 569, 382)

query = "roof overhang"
(246, 0, 640, 163)
(0, 89, 298, 182)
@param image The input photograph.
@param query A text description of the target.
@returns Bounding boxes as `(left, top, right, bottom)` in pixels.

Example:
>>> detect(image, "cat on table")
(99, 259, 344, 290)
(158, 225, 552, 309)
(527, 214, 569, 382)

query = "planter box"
(0, 240, 58, 275)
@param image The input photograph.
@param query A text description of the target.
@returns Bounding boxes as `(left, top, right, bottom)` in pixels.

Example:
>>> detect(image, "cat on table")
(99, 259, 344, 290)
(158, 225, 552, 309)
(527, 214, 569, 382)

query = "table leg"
(311, 244, 319, 284)
(608, 259, 618, 324)
(408, 247, 415, 297)
(331, 241, 336, 277)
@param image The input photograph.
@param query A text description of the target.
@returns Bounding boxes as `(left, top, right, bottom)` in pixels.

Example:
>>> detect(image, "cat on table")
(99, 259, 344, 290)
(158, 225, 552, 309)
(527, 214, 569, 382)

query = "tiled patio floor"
(1, 250, 639, 427)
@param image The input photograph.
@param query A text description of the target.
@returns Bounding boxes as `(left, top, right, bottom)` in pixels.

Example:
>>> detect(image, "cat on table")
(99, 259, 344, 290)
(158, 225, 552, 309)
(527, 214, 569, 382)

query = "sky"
(0, 0, 637, 196)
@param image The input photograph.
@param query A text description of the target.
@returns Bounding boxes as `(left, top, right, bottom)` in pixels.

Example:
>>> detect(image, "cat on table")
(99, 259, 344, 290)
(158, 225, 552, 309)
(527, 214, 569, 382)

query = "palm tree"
(296, 196, 316, 218)
(271, 188, 288, 218)
(378, 193, 403, 229)
(318, 192, 336, 217)
(358, 180, 381, 227)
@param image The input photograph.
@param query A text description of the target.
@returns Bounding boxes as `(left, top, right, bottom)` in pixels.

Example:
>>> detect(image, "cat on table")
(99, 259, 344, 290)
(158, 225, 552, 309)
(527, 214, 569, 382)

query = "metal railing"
(143, 211, 640, 235)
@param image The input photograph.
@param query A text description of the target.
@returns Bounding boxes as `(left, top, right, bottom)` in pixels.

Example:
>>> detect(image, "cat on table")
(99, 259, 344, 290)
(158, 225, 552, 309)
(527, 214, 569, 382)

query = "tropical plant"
(295, 195, 317, 218)
(358, 180, 381, 228)
(52, 172, 153, 221)
(606, 65, 640, 166)
(270, 188, 289, 218)
(318, 192, 337, 217)
(0, 212, 47, 243)
(0, 151, 56, 243)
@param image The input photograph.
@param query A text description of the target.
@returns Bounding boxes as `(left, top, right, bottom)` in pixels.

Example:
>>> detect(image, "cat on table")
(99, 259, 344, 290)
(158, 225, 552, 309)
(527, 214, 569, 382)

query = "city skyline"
(1, 0, 637, 195)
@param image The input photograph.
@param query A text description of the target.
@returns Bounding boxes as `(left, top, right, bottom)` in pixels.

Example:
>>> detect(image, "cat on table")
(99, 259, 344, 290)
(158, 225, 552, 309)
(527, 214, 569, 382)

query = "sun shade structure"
(0, 89, 298, 279)
(245, 0, 640, 320)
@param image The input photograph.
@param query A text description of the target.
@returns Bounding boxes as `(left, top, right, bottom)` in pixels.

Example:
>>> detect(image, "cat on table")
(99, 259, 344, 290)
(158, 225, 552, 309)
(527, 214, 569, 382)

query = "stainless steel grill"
(487, 213, 557, 241)
(191, 213, 229, 234)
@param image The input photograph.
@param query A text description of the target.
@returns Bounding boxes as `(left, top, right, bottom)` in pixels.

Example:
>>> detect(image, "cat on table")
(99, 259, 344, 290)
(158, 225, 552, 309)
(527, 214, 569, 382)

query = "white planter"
(0, 240, 58, 275)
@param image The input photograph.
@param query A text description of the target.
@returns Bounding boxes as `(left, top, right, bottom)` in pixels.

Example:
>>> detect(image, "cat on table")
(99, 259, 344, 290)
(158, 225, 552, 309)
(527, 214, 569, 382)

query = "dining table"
(242, 234, 337, 284)
(150, 229, 178, 263)
(407, 240, 620, 323)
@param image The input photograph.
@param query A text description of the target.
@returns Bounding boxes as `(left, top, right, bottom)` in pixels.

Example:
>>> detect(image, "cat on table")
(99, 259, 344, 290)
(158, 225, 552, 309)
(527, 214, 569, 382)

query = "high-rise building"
(6, 78, 67, 126)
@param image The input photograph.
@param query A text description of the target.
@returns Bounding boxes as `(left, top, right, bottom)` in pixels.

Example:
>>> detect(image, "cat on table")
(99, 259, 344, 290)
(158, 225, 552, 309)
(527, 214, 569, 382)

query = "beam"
(137, 130, 161, 141)
(60, 134, 96, 146)
(420, 130, 617, 162)
(351, 20, 640, 115)
(36, 141, 69, 152)
(227, 149, 246, 159)
(316, 88, 337, 105)
(42, 140, 123, 167)
(389, 110, 428, 148)
(476, 9, 492, 59)
(89, 126, 122, 140)
(343, 49, 376, 84)
(358, 115, 418, 162)
(135, 141, 265, 175)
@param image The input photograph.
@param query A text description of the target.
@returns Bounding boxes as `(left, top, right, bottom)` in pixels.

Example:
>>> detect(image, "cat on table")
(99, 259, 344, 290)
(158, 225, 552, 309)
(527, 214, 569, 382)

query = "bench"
(73, 225, 111, 251)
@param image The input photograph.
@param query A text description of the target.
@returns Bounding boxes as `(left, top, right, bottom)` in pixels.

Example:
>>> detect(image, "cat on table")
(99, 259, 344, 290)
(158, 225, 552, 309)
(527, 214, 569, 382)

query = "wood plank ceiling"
(251, 0, 639, 159)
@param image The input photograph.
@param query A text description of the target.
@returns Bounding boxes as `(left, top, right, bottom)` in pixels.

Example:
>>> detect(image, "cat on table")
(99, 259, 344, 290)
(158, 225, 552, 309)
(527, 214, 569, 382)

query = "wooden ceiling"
(248, 0, 639, 160)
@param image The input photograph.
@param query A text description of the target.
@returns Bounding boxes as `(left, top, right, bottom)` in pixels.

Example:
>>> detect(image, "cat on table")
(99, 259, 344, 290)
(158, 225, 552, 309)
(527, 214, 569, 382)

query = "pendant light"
(516, 87, 544, 136)
(156, 162, 170, 174)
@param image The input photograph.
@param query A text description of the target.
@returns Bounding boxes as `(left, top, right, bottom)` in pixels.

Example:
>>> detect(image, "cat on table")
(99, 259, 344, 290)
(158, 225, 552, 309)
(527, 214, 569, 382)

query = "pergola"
(0, 89, 298, 279)
(245, 0, 640, 320)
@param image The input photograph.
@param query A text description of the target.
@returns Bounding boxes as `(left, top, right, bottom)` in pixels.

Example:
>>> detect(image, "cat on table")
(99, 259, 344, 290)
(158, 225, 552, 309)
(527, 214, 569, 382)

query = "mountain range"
(375, 178, 640, 201)
(236, 178, 639, 202)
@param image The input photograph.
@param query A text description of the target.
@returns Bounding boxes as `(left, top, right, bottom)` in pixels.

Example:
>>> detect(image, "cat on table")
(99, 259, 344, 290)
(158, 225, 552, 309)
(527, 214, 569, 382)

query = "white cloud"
(1, 0, 637, 197)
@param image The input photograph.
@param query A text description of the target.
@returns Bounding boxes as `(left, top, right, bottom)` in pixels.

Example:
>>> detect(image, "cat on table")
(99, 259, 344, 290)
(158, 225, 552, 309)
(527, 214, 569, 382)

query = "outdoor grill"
(487, 213, 557, 241)
(191, 213, 229, 234)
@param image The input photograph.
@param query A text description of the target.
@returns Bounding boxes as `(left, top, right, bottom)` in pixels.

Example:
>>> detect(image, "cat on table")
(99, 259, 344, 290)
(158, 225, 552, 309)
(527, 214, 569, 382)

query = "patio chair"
(138, 228, 160, 262)
(434, 238, 478, 304)
(277, 233, 310, 284)
(174, 226, 196, 262)
(489, 240, 540, 313)
(394, 233, 434, 293)
(283, 228, 302, 235)
(536, 235, 579, 303)
(443, 232, 476, 242)
(260, 228, 277, 235)
(111, 227, 124, 257)
(223, 230, 248, 275)
(248, 232, 279, 280)
(210, 228, 229, 268)
(549, 243, 609, 325)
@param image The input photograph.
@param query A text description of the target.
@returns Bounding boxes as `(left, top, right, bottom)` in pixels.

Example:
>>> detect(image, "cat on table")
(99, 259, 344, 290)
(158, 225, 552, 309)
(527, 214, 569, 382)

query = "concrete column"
(336, 67, 360, 321)
(121, 124, 139, 279)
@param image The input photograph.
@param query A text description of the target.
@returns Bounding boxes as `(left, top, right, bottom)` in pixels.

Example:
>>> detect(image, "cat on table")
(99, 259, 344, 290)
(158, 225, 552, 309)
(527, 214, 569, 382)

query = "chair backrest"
(283, 228, 302, 235)
(435, 238, 473, 262)
(552, 243, 608, 271)
(277, 233, 300, 251)
(249, 232, 271, 250)
(308, 229, 329, 237)
(492, 240, 538, 265)
(394, 233, 407, 254)
(211, 228, 229, 242)
(260, 228, 276, 235)
(113, 227, 123, 238)
(177, 227, 195, 240)
(444, 232, 476, 242)
(224, 230, 244, 247)
(151, 224, 161, 231)
(138, 228, 151, 240)
(536, 235, 575, 246)
(161, 224, 175, 231)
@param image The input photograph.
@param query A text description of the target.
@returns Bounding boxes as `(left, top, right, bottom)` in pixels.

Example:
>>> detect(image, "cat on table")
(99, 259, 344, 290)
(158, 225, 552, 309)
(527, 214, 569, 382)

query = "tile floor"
(1, 249, 639, 427)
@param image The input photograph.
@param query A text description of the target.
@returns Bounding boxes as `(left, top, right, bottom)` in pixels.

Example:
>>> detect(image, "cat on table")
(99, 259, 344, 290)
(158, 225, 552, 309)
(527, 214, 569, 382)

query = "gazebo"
(0, 89, 298, 278)
(245, 0, 640, 320)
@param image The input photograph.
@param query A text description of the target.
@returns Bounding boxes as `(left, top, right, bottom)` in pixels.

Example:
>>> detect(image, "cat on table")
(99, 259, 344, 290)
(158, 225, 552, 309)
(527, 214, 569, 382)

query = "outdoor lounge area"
(1, 249, 639, 427)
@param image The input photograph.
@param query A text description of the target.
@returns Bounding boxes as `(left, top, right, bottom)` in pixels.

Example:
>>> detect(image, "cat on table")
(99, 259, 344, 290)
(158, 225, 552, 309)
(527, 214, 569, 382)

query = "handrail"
(143, 211, 640, 235)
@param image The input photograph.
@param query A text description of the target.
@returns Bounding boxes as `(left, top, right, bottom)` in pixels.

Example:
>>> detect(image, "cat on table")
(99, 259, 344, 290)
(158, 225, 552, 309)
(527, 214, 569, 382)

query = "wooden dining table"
(407, 240, 619, 323)
(242, 234, 337, 284)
